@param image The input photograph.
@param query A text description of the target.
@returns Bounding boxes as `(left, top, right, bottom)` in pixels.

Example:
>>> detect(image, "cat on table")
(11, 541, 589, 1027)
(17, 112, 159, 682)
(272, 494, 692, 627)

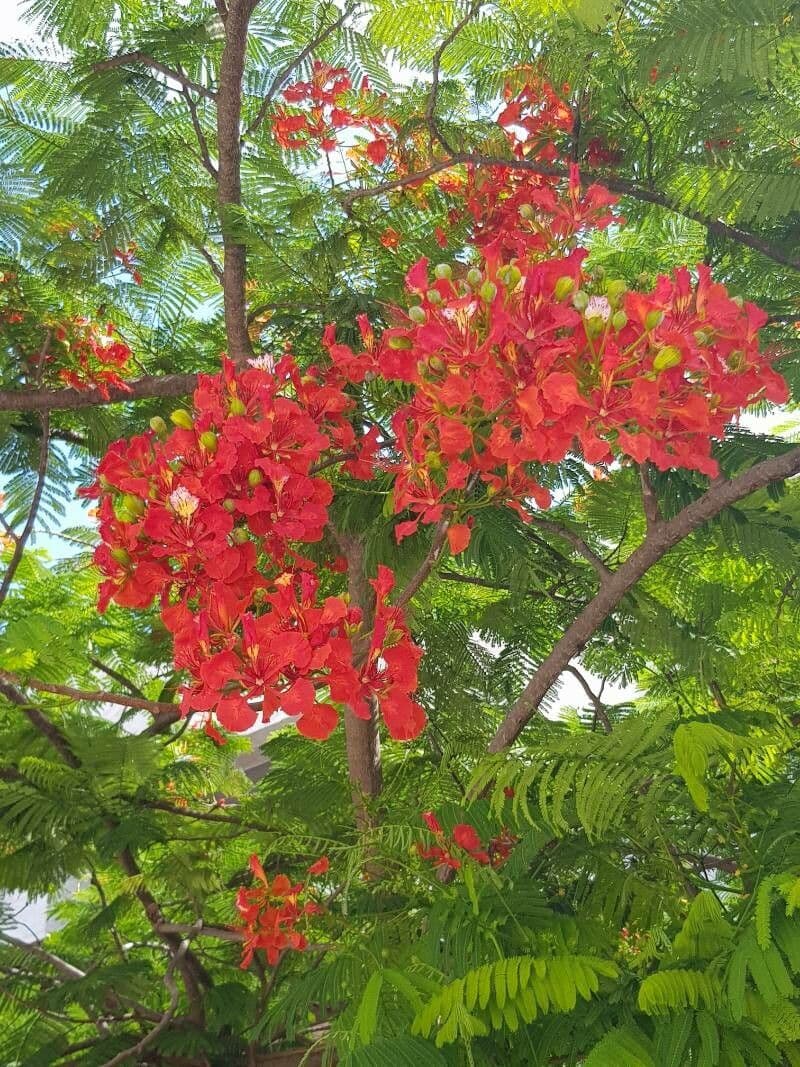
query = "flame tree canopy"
(2, 1, 800, 1064)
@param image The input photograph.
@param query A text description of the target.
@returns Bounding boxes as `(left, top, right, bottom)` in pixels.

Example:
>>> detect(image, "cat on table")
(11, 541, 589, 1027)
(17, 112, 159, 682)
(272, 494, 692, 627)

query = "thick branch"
(0, 373, 198, 413)
(488, 443, 800, 752)
(343, 153, 800, 272)
(247, 3, 354, 136)
(217, 0, 258, 365)
(0, 412, 49, 608)
(92, 51, 216, 100)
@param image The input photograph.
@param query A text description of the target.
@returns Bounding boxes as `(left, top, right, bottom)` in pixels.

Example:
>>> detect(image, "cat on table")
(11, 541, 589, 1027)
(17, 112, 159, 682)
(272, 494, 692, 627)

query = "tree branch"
(526, 514, 611, 581)
(92, 51, 216, 100)
(638, 463, 662, 528)
(0, 372, 199, 413)
(0, 931, 86, 981)
(0, 672, 180, 717)
(424, 0, 483, 155)
(0, 411, 49, 608)
(343, 153, 800, 272)
(180, 85, 218, 179)
(394, 517, 451, 610)
(247, 2, 354, 136)
(488, 443, 800, 752)
(564, 665, 613, 734)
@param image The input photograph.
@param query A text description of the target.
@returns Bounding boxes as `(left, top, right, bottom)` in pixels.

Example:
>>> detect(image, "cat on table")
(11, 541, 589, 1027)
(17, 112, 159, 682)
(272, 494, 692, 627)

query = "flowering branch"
(342, 153, 800, 273)
(246, 1, 355, 136)
(488, 443, 800, 752)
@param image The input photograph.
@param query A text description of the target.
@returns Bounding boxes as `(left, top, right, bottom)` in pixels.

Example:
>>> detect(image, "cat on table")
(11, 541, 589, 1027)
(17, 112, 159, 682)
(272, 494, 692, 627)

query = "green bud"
(694, 328, 714, 345)
(611, 310, 628, 330)
(653, 345, 682, 371)
(554, 276, 575, 301)
(592, 265, 606, 281)
(247, 468, 264, 487)
(434, 262, 452, 280)
(518, 203, 534, 220)
(170, 409, 194, 430)
(121, 493, 145, 517)
(606, 279, 627, 302)
(229, 397, 247, 416)
(572, 289, 589, 311)
(479, 281, 497, 302)
(231, 527, 249, 544)
(585, 315, 605, 338)
(645, 310, 664, 331)
(426, 288, 442, 305)
(506, 265, 522, 287)
(428, 355, 446, 373)
(727, 349, 746, 371)
(199, 431, 218, 453)
(388, 335, 412, 350)
(149, 416, 168, 437)
(466, 268, 483, 288)
(223, 498, 236, 513)
(110, 547, 131, 566)
(408, 305, 427, 325)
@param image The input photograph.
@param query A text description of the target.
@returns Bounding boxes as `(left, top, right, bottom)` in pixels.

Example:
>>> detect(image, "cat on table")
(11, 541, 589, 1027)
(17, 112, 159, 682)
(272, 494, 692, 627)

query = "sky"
(0, 2, 27, 40)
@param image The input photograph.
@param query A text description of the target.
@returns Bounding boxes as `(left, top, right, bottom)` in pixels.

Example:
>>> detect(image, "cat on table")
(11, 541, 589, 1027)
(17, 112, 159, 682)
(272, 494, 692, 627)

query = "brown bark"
(217, 0, 257, 366)
(488, 443, 800, 752)
(0, 372, 198, 412)
(333, 531, 383, 813)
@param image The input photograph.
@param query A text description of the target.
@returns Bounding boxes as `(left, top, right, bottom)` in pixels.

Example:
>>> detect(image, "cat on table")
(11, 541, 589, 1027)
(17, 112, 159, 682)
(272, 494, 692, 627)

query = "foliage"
(2, 0, 800, 1065)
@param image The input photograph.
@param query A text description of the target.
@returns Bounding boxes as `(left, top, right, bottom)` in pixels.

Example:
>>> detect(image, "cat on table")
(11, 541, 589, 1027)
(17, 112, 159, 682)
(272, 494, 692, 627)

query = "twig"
(88, 657, 146, 699)
(564, 665, 612, 733)
(246, 2, 355, 136)
(526, 514, 611, 581)
(92, 51, 216, 100)
(394, 518, 451, 610)
(98, 931, 194, 1067)
(0, 411, 49, 607)
(0, 931, 86, 981)
(424, 0, 483, 155)
(180, 85, 218, 179)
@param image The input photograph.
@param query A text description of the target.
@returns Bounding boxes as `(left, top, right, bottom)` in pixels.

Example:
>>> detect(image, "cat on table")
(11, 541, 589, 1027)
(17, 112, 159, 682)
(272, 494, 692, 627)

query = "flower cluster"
(85, 357, 425, 741)
(272, 60, 396, 165)
(56, 319, 134, 397)
(236, 854, 326, 968)
(418, 811, 518, 871)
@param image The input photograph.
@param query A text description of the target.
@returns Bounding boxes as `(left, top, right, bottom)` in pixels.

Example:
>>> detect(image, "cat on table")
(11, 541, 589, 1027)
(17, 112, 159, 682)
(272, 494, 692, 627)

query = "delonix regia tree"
(2, 1, 800, 1065)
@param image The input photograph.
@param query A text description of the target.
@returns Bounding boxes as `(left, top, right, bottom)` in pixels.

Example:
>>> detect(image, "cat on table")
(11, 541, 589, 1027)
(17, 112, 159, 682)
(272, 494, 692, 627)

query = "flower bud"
(223, 498, 236, 512)
(149, 416, 168, 437)
(506, 265, 522, 287)
(199, 431, 218, 453)
(434, 262, 452, 280)
(231, 527, 249, 544)
(727, 349, 747, 371)
(408, 305, 427, 325)
(606, 279, 627, 302)
(572, 289, 589, 311)
(426, 289, 442, 305)
(479, 281, 497, 302)
(466, 268, 483, 288)
(121, 493, 145, 517)
(694, 328, 714, 345)
(653, 345, 682, 371)
(170, 409, 194, 430)
(645, 310, 664, 331)
(612, 310, 628, 330)
(518, 203, 534, 220)
(247, 469, 264, 487)
(428, 355, 446, 373)
(554, 276, 575, 301)
(111, 547, 131, 566)
(229, 397, 247, 416)
(388, 335, 412, 350)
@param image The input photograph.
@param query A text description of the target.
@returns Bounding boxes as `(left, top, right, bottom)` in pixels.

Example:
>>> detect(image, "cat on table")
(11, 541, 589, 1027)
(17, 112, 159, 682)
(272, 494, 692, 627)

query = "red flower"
(307, 856, 330, 875)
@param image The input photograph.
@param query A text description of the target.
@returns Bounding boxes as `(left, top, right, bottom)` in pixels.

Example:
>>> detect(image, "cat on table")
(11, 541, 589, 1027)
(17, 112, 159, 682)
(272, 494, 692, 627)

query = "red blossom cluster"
(56, 319, 134, 397)
(112, 242, 143, 285)
(236, 854, 326, 967)
(272, 60, 395, 165)
(85, 356, 425, 741)
(418, 811, 518, 870)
